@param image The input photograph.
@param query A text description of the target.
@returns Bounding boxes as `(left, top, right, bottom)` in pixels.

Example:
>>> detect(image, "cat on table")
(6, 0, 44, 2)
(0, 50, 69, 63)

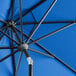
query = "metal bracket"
(18, 43, 29, 51)
(7, 21, 16, 27)
(27, 57, 33, 65)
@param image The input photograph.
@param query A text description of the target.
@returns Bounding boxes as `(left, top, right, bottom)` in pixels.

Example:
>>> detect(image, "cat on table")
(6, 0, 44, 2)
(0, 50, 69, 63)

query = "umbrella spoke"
(0, 29, 19, 44)
(31, 12, 37, 22)
(0, 25, 7, 30)
(10, 29, 16, 76)
(16, 20, 76, 25)
(25, 0, 57, 43)
(28, 48, 54, 58)
(10, 0, 15, 20)
(11, 26, 21, 43)
(15, 52, 23, 76)
(0, 50, 18, 62)
(28, 12, 37, 37)
(0, 19, 7, 24)
(19, 0, 23, 41)
(0, 46, 17, 49)
(15, 0, 46, 22)
(0, 28, 8, 40)
(29, 23, 76, 45)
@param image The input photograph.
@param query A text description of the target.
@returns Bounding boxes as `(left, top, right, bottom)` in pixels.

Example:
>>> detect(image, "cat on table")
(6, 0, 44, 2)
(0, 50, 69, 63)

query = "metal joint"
(27, 57, 33, 65)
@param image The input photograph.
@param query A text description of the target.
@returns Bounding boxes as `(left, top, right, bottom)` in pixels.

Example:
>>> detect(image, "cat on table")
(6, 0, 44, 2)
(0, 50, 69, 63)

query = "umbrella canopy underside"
(0, 0, 76, 76)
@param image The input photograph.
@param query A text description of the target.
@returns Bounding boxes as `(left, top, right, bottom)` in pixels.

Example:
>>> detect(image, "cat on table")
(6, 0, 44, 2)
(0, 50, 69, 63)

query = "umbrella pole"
(29, 64, 33, 76)
(24, 50, 33, 76)
(9, 21, 34, 76)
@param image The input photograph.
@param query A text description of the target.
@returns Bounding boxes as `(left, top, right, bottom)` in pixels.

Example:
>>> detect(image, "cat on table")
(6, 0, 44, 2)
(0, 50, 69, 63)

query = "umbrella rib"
(29, 23, 76, 45)
(13, 26, 76, 72)
(28, 48, 54, 58)
(0, 25, 7, 30)
(0, 29, 19, 45)
(16, 20, 76, 25)
(0, 19, 7, 24)
(19, 0, 23, 41)
(10, 0, 15, 20)
(11, 26, 21, 43)
(28, 12, 37, 37)
(0, 50, 18, 62)
(25, 0, 57, 43)
(10, 29, 16, 76)
(15, 0, 46, 22)
(0, 46, 17, 49)
(31, 12, 37, 22)
(15, 52, 23, 76)
(23, 50, 33, 76)
(0, 28, 8, 40)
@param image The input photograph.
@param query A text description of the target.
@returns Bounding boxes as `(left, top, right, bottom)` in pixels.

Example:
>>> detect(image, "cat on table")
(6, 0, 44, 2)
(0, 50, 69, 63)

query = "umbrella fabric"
(0, 0, 13, 76)
(0, 0, 76, 76)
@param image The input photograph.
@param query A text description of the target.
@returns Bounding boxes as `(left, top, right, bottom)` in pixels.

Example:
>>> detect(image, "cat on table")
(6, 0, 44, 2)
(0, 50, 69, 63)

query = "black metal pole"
(29, 64, 33, 76)
(24, 50, 33, 76)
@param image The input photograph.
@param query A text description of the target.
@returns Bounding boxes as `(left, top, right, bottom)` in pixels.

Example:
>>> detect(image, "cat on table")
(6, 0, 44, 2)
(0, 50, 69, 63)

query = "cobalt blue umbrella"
(0, 0, 76, 76)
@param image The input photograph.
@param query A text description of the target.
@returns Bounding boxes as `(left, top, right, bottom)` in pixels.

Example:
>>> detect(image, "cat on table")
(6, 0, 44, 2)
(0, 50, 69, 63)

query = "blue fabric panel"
(0, 0, 13, 76)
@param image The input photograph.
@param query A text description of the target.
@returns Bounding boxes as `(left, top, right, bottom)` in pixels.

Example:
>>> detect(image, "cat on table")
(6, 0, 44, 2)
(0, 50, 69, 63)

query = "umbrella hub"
(7, 21, 16, 27)
(18, 43, 29, 51)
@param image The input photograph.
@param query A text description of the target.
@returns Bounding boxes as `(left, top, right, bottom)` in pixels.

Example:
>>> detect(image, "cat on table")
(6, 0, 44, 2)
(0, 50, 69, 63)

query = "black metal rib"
(25, 0, 57, 43)
(0, 20, 7, 24)
(0, 46, 17, 49)
(28, 48, 54, 58)
(0, 29, 19, 44)
(10, 0, 15, 20)
(0, 28, 8, 40)
(15, 0, 46, 22)
(0, 50, 18, 62)
(0, 25, 7, 30)
(15, 52, 23, 76)
(16, 20, 76, 25)
(19, 0, 23, 42)
(10, 29, 16, 76)
(11, 26, 21, 43)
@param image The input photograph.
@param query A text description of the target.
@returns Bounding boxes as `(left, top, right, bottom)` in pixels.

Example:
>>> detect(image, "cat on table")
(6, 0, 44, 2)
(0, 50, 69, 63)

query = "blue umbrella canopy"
(0, 0, 76, 76)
